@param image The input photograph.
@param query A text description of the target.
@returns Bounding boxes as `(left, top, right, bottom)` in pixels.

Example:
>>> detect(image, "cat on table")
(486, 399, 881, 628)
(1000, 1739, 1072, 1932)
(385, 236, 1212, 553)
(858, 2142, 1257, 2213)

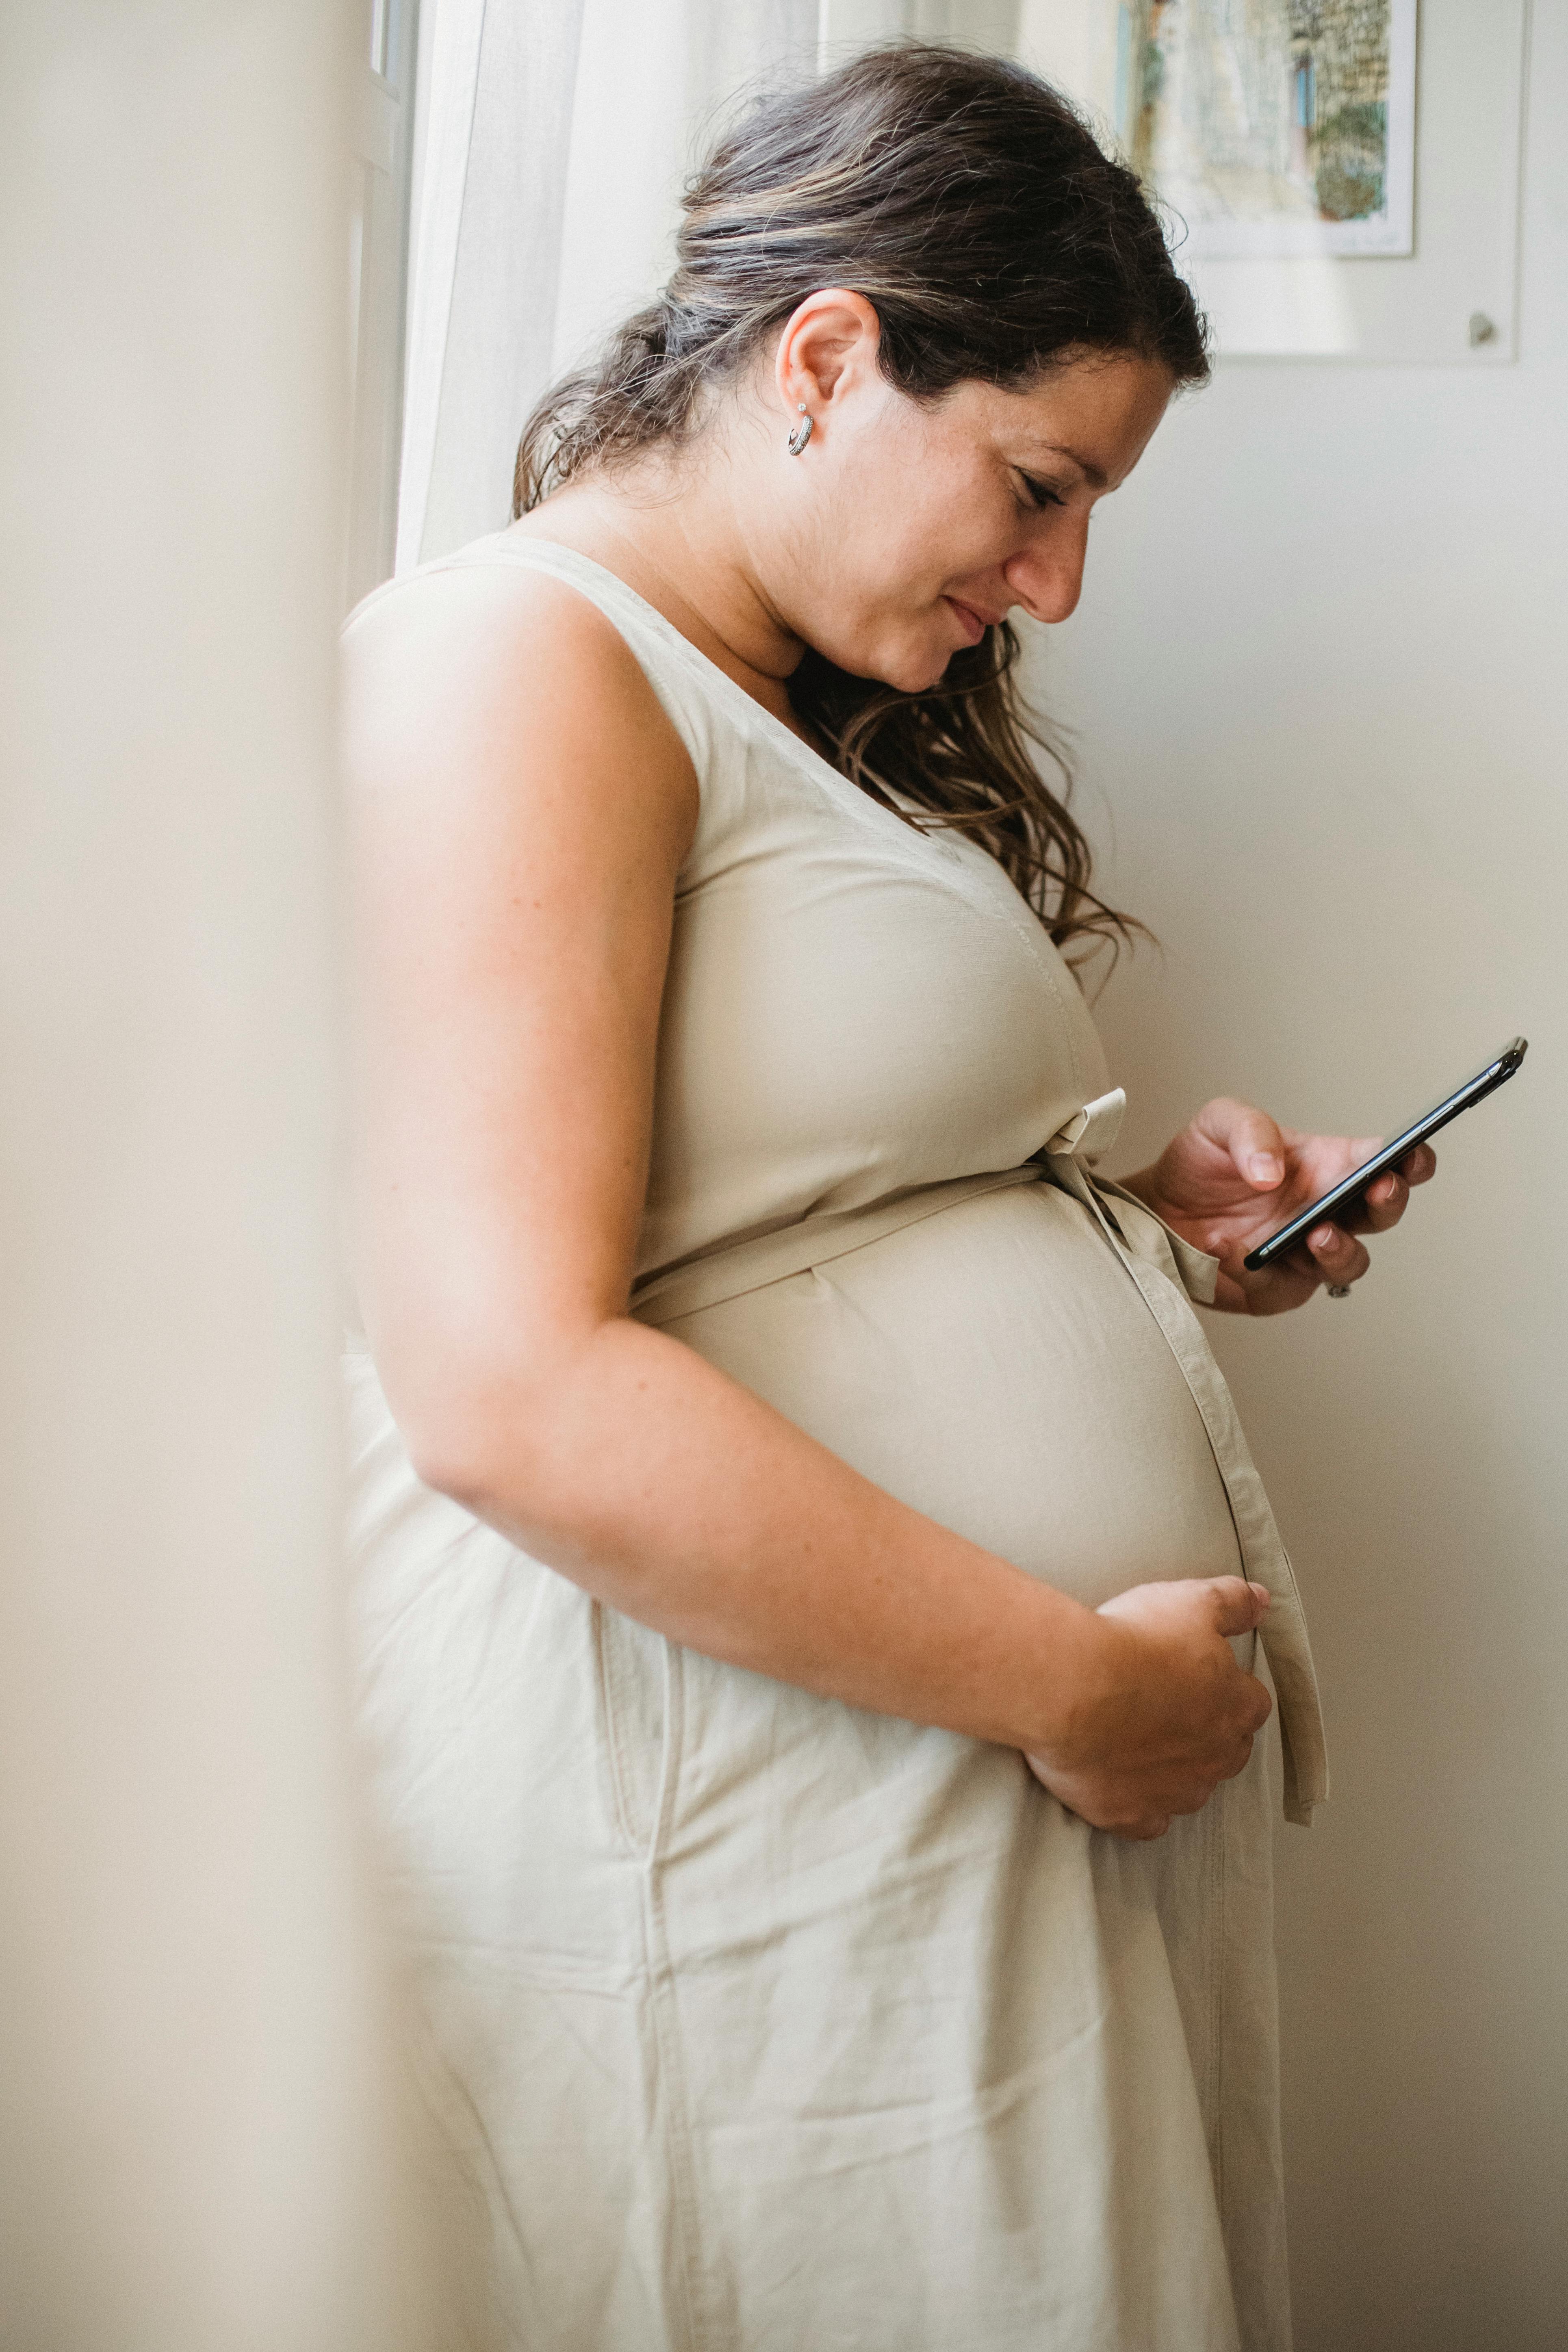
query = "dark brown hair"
(514, 43, 1208, 967)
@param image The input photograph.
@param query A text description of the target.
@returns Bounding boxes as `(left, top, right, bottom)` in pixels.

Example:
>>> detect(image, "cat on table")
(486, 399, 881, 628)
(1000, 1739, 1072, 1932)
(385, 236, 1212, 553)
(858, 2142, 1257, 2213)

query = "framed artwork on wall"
(1012, 0, 1530, 362)
(1122, 0, 1417, 260)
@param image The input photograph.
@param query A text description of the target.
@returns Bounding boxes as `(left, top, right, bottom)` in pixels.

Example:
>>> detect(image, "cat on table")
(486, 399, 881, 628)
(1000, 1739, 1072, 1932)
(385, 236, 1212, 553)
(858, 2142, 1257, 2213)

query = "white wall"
(0, 7, 436, 2345)
(1039, 7, 1568, 2345)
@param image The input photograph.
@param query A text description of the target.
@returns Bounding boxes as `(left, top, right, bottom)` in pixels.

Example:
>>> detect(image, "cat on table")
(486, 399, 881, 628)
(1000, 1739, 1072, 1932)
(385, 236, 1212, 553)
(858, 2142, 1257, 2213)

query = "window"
(346, 0, 419, 606)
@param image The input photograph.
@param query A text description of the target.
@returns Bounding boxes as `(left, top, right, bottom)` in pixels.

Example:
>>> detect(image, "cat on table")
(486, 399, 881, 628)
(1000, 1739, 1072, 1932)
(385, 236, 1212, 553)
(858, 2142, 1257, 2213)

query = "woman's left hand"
(1121, 1097, 1438, 1316)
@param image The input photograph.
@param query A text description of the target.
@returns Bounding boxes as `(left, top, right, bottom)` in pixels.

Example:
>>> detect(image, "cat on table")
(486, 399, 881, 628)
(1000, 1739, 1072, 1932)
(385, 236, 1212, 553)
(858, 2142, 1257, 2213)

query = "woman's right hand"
(1026, 1577, 1274, 1840)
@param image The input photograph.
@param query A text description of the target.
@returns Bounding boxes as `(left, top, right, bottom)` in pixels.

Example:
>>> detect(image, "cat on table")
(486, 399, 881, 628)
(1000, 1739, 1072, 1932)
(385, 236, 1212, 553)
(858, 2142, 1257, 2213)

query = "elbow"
(386, 1356, 548, 1519)
(390, 1335, 603, 1529)
(407, 1429, 508, 1517)
(366, 1298, 630, 1530)
(403, 1396, 547, 1521)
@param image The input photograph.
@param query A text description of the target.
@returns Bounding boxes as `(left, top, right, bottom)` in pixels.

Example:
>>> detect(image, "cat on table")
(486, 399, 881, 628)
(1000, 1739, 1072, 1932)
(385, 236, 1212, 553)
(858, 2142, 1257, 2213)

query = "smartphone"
(1242, 1037, 1528, 1272)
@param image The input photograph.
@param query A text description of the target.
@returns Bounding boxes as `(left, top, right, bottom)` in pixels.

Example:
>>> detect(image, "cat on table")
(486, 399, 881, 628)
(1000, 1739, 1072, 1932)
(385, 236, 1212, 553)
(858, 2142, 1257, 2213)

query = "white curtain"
(396, 0, 1040, 569)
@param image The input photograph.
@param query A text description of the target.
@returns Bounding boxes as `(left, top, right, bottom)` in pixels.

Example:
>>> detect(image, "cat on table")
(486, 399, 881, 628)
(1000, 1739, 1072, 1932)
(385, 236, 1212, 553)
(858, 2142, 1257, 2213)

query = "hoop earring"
(787, 404, 813, 455)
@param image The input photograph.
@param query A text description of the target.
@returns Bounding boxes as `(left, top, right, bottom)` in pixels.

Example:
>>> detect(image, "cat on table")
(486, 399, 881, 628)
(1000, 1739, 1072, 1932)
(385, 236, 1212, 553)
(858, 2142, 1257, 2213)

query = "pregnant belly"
(660, 1182, 1242, 1606)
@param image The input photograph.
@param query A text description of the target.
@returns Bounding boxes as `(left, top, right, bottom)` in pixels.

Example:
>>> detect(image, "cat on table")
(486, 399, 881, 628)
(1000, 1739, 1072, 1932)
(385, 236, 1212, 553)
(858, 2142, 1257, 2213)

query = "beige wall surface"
(1038, 6, 1568, 2347)
(0, 7, 434, 2348)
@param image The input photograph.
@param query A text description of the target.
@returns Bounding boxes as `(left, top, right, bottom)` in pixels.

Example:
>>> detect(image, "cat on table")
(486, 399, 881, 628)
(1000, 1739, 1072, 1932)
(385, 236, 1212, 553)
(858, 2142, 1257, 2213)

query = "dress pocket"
(593, 1600, 674, 1862)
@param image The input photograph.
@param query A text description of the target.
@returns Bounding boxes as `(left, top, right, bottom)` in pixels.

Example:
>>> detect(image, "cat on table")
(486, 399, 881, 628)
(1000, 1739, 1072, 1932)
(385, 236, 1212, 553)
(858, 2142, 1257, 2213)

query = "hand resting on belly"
(1026, 1576, 1274, 1841)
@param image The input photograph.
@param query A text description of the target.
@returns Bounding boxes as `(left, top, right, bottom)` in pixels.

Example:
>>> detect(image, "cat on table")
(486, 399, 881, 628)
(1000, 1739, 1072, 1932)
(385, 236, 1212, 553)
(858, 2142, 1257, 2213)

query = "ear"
(773, 289, 882, 436)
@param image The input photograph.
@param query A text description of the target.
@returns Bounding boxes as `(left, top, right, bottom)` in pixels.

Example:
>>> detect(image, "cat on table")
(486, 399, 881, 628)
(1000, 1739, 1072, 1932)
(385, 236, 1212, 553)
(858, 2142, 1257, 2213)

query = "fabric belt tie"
(630, 1088, 1329, 1826)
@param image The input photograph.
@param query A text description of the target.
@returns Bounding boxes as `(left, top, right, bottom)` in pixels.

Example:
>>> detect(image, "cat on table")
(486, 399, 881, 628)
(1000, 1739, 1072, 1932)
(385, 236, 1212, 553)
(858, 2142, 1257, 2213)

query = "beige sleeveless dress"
(343, 538, 1327, 2352)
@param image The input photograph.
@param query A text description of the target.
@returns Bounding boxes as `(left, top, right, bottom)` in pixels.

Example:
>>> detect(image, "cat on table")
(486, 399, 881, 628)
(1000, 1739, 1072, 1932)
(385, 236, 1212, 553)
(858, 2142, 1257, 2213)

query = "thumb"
(1207, 1099, 1287, 1192)
(1208, 1576, 1271, 1637)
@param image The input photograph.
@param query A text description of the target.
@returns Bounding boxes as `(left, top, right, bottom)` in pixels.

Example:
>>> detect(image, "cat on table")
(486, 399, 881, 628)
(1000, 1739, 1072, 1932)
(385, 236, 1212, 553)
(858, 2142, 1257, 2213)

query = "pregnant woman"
(343, 45, 1431, 2352)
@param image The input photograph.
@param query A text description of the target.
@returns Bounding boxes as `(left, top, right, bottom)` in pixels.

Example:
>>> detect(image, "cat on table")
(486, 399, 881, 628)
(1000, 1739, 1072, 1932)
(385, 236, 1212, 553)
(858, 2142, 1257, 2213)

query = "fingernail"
(1310, 1225, 1335, 1249)
(1248, 1153, 1282, 1184)
(1249, 1582, 1271, 1607)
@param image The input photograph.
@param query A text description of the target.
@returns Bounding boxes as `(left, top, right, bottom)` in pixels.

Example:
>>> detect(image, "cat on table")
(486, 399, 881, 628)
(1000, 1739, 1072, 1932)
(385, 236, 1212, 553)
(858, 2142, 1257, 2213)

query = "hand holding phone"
(1119, 1040, 1526, 1314)
(1241, 1038, 1527, 1272)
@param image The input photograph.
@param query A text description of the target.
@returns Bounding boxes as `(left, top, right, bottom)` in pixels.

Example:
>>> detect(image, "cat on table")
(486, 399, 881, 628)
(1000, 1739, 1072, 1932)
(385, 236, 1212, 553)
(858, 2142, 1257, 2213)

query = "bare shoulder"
(341, 557, 698, 860)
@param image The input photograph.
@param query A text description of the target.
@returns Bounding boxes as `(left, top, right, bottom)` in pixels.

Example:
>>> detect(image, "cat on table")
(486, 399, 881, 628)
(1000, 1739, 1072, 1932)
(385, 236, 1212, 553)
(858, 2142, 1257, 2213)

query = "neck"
(507, 423, 808, 730)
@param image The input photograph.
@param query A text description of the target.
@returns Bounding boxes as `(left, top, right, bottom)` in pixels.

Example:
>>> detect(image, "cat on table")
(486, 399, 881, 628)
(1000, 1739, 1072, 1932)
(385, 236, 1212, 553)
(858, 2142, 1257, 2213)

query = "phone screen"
(1241, 1037, 1527, 1272)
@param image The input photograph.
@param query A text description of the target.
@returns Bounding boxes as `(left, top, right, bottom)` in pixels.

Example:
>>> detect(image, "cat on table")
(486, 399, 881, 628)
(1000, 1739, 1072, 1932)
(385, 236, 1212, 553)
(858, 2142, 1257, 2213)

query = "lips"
(944, 596, 1001, 644)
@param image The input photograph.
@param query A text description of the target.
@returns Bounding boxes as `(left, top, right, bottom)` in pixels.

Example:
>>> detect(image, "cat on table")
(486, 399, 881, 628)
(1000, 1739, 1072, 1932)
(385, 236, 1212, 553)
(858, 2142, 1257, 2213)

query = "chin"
(816, 622, 956, 697)
(876, 641, 957, 695)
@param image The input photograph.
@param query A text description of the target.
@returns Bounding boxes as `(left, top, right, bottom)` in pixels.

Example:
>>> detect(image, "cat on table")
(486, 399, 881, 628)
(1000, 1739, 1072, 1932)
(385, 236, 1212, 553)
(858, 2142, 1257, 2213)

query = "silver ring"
(1326, 1283, 1353, 1298)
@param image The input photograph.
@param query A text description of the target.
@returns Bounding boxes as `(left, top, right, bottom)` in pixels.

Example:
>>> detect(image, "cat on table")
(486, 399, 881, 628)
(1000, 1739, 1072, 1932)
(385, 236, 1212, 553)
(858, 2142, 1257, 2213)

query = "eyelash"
(1017, 473, 1067, 512)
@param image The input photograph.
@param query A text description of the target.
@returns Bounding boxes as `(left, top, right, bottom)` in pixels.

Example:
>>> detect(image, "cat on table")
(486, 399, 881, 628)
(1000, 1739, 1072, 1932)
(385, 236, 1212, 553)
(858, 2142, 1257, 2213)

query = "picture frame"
(1120, 0, 1418, 261)
(1013, 0, 1530, 362)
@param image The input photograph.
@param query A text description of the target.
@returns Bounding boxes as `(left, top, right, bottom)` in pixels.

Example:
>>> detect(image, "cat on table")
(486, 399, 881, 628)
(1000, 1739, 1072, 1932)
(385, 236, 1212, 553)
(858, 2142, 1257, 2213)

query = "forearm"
(423, 1317, 1104, 1756)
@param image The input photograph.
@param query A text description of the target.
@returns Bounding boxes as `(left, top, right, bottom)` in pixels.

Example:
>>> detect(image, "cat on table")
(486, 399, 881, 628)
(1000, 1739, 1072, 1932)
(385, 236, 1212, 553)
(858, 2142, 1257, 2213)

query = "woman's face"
(767, 299, 1175, 693)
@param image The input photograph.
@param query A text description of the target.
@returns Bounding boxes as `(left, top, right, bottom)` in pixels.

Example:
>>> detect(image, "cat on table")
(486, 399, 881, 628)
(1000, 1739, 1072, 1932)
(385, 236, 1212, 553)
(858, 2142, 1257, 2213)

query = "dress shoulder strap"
(345, 533, 727, 784)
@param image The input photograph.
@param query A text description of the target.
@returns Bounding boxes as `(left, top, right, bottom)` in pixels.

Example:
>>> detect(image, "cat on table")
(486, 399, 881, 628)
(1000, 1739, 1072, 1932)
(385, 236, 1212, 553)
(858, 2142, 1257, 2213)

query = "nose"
(1003, 511, 1090, 626)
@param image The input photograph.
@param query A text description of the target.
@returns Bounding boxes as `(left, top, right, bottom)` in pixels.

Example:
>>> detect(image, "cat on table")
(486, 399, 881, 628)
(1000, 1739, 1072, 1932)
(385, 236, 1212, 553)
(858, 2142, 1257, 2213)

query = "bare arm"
(343, 565, 1270, 1837)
